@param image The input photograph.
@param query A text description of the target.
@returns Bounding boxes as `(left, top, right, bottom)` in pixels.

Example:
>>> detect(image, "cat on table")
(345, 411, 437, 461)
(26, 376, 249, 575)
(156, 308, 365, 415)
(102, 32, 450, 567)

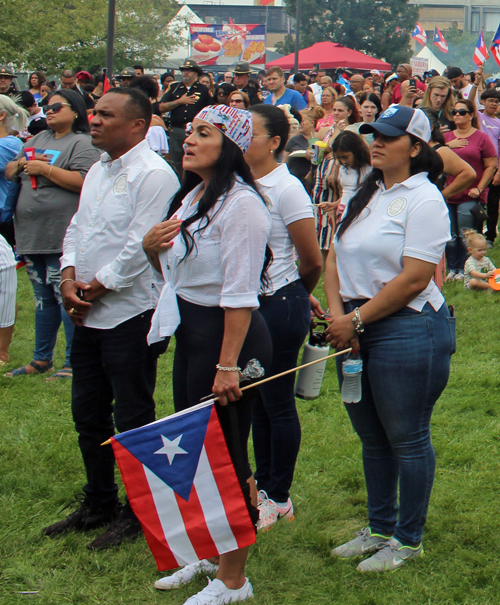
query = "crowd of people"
(0, 52, 499, 603)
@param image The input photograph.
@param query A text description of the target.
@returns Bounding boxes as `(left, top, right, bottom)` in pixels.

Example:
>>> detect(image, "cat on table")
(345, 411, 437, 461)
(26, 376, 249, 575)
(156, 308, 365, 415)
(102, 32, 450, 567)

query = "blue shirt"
(0, 136, 22, 210)
(264, 88, 307, 111)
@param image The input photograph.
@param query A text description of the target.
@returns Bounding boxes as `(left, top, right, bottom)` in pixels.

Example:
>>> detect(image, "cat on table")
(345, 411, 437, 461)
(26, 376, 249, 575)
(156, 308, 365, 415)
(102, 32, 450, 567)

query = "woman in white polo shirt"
(246, 104, 322, 530)
(324, 107, 455, 573)
(143, 105, 273, 605)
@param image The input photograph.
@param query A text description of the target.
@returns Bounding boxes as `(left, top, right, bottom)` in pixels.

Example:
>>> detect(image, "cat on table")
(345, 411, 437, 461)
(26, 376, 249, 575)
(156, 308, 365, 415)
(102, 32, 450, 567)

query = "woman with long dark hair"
(443, 98, 496, 280)
(4, 89, 100, 379)
(245, 104, 322, 530)
(143, 105, 273, 604)
(322, 107, 455, 572)
(27, 71, 47, 103)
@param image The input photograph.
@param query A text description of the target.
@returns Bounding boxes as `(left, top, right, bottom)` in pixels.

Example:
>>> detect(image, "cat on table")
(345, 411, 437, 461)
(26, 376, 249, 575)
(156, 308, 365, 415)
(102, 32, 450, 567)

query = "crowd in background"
(0, 51, 497, 602)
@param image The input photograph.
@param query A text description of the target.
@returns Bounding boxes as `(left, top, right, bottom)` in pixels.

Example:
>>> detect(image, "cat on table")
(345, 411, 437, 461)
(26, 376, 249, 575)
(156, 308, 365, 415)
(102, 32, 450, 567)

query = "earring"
(269, 149, 273, 154)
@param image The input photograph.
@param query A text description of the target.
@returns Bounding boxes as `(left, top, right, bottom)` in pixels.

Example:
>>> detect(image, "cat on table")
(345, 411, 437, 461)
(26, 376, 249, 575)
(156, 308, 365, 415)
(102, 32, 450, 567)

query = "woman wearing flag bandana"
(144, 104, 273, 604)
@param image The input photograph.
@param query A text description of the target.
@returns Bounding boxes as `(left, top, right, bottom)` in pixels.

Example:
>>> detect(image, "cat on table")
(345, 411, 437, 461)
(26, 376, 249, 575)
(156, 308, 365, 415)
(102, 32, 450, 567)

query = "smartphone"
(409, 78, 416, 88)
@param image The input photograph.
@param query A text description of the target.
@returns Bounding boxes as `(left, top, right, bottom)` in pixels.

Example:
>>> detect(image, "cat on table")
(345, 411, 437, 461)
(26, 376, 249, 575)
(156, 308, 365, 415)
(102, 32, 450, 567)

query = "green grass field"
(2, 259, 500, 605)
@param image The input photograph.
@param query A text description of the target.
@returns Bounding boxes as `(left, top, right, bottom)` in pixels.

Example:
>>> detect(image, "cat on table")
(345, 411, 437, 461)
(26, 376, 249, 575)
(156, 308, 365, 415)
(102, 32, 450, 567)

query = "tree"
(0, 0, 182, 73)
(278, 0, 418, 68)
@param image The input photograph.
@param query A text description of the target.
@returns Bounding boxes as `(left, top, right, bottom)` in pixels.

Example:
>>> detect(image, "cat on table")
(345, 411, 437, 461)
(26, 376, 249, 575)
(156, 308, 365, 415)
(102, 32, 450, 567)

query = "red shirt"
(391, 80, 426, 104)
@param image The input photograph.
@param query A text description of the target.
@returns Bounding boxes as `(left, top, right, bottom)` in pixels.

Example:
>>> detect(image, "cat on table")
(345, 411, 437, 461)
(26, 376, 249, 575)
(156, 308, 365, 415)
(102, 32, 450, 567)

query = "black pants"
(0, 220, 15, 249)
(172, 297, 273, 527)
(485, 183, 500, 243)
(169, 126, 187, 178)
(71, 310, 168, 511)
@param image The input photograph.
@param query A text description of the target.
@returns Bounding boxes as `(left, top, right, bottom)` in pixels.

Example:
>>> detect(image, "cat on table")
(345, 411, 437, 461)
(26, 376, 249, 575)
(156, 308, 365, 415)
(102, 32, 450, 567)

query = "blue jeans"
(25, 253, 74, 367)
(71, 310, 168, 511)
(252, 280, 311, 502)
(445, 201, 476, 273)
(337, 301, 456, 546)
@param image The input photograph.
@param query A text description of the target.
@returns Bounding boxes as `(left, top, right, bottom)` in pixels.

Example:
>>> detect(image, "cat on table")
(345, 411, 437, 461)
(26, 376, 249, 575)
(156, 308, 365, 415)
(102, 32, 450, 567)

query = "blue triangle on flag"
(114, 405, 213, 501)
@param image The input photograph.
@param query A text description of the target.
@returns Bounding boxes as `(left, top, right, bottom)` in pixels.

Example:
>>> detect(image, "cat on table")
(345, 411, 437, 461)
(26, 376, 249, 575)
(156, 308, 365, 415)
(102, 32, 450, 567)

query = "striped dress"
(0, 234, 16, 327)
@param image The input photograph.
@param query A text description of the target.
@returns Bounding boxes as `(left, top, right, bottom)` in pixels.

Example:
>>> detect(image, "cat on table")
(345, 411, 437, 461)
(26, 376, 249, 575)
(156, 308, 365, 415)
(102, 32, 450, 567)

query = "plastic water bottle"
(341, 354, 363, 403)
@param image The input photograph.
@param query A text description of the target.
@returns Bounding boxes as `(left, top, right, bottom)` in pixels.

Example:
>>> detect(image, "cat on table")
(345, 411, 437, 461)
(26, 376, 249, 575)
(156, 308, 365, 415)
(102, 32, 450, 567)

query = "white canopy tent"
(415, 46, 447, 75)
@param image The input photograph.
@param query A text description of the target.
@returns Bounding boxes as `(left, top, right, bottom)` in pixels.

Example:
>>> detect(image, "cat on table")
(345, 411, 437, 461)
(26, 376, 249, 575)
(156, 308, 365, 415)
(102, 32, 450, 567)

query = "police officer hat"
(233, 61, 251, 75)
(179, 59, 203, 76)
(117, 67, 136, 80)
(0, 66, 17, 78)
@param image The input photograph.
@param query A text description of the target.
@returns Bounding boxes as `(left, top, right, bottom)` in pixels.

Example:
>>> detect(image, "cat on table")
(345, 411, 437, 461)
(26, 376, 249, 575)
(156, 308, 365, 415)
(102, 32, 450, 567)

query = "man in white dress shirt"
(43, 87, 180, 549)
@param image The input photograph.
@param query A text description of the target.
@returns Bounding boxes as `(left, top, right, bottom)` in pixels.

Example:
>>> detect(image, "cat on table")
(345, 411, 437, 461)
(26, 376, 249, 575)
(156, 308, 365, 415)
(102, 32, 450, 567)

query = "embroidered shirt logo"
(387, 197, 407, 217)
(113, 174, 127, 194)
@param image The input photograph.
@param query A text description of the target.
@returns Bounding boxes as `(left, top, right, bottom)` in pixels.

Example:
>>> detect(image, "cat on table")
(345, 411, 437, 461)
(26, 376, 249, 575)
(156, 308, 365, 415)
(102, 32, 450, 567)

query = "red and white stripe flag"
(491, 24, 500, 68)
(111, 402, 256, 571)
(473, 29, 489, 66)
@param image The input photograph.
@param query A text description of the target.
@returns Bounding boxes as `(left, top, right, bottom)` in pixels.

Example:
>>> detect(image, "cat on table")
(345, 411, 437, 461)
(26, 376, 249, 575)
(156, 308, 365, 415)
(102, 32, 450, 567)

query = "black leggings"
(172, 297, 273, 527)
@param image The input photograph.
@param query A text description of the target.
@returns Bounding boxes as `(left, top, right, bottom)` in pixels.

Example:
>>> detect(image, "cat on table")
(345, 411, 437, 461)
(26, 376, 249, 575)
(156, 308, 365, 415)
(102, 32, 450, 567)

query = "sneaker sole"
(259, 513, 295, 532)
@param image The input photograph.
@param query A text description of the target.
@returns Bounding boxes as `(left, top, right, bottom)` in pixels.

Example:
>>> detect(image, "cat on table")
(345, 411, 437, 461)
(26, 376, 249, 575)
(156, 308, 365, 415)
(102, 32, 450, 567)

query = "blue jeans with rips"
(25, 253, 74, 367)
(337, 301, 456, 546)
(445, 201, 476, 273)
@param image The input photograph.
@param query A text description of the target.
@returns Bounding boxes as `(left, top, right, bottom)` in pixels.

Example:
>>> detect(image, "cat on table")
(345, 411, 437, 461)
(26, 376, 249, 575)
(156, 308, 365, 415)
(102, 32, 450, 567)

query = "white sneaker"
(154, 559, 219, 590)
(257, 492, 294, 531)
(445, 270, 457, 281)
(183, 577, 253, 604)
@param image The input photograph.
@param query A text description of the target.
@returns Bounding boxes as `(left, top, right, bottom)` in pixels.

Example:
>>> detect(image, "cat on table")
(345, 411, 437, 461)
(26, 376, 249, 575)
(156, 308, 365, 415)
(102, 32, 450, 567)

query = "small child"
(463, 229, 496, 290)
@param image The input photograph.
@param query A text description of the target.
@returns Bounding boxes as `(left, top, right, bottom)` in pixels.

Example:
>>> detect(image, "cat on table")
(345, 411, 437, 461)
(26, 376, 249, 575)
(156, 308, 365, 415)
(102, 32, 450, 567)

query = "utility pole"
(294, 0, 301, 73)
(106, 0, 116, 82)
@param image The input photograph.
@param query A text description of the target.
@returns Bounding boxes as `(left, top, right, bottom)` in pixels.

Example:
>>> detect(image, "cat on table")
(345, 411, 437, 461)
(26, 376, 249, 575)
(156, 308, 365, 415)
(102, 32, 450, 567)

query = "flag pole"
(100, 347, 352, 445)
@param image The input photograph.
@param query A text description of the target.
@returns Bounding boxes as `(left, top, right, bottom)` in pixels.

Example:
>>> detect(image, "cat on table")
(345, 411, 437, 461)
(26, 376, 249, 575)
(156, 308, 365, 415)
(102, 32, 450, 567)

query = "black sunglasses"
(452, 109, 470, 116)
(45, 102, 71, 114)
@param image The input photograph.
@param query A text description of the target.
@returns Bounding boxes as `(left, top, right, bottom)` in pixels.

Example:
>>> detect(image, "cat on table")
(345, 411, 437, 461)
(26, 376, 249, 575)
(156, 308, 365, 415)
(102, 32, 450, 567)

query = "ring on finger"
(70, 308, 76, 315)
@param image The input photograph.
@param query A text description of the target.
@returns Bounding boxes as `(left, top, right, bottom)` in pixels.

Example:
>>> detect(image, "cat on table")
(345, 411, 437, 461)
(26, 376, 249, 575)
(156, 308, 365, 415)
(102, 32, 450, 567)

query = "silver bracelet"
(216, 364, 241, 372)
(351, 307, 365, 334)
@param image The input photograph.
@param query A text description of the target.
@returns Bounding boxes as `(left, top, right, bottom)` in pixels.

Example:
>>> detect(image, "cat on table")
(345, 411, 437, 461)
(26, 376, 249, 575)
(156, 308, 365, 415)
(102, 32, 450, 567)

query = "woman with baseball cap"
(322, 106, 455, 572)
(143, 105, 273, 604)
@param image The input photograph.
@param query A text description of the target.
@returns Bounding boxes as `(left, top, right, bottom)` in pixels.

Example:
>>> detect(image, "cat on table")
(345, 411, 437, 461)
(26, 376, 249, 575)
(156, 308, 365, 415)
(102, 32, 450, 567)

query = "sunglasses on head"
(45, 102, 71, 114)
(452, 109, 470, 116)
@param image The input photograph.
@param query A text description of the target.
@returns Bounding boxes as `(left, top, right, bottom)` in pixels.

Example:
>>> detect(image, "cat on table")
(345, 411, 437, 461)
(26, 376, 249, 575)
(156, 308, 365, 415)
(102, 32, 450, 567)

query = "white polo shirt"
(257, 164, 314, 295)
(334, 173, 451, 311)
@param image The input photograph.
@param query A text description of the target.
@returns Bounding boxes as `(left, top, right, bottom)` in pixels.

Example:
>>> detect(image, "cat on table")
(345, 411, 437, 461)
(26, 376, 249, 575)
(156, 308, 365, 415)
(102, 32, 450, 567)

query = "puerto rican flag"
(111, 402, 256, 571)
(412, 23, 427, 46)
(473, 29, 489, 66)
(491, 24, 500, 68)
(433, 27, 448, 53)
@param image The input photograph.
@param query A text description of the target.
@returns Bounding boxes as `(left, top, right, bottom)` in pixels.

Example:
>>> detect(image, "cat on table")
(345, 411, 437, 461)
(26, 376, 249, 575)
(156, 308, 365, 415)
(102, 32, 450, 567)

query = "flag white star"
(154, 434, 188, 464)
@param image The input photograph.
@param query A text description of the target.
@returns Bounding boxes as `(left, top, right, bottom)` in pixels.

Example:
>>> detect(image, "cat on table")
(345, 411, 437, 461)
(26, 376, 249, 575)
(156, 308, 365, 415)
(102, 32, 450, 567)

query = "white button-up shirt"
(148, 181, 272, 343)
(61, 139, 180, 329)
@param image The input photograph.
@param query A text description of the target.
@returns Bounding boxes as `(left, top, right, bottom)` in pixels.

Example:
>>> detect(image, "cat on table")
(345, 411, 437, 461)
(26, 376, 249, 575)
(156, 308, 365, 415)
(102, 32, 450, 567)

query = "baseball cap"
(386, 73, 398, 83)
(423, 69, 439, 79)
(359, 106, 431, 143)
(446, 67, 463, 80)
(76, 71, 92, 81)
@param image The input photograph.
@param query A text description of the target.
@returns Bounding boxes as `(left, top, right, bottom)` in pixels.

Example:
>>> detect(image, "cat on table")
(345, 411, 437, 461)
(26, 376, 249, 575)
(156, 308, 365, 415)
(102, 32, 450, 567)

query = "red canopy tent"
(266, 41, 392, 71)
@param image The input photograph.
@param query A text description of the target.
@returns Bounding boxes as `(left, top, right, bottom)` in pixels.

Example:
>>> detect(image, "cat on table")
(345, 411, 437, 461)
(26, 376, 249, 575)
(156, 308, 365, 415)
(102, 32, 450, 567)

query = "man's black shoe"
(87, 513, 143, 550)
(43, 495, 122, 536)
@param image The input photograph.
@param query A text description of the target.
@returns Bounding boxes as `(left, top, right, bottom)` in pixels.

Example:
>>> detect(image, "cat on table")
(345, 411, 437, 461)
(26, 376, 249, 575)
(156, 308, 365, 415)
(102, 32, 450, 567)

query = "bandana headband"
(193, 105, 253, 154)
